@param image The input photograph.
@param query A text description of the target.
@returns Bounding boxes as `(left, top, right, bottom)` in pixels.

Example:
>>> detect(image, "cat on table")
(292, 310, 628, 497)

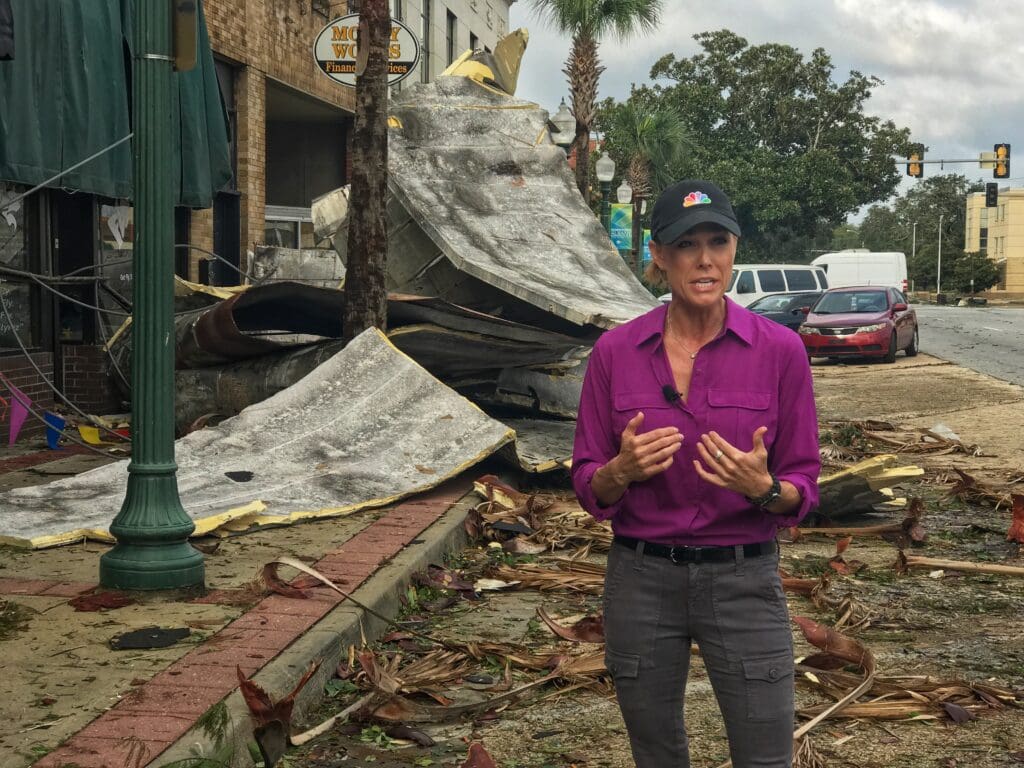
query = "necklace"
(665, 311, 722, 360)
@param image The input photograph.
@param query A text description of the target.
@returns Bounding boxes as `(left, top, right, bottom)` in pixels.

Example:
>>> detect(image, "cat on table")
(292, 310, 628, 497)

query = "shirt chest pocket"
(705, 389, 775, 450)
(611, 392, 676, 438)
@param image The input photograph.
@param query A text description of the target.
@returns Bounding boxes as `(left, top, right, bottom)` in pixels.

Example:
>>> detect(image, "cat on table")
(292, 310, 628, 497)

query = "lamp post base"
(100, 542, 205, 591)
(100, 470, 205, 590)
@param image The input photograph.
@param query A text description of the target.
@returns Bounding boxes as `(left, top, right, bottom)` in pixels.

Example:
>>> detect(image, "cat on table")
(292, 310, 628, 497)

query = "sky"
(508, 0, 1024, 216)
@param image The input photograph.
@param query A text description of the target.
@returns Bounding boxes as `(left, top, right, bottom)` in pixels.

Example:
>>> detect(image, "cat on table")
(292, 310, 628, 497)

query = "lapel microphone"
(662, 385, 681, 403)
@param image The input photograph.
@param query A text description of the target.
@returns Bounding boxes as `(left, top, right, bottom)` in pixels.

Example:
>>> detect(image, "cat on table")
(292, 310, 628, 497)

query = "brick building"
(0, 0, 514, 439)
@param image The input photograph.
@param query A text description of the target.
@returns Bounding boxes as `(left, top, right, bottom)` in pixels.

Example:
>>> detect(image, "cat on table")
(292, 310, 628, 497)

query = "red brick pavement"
(31, 479, 470, 768)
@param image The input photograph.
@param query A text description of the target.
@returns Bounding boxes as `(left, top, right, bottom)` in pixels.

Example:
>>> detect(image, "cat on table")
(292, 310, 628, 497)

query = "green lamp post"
(100, 0, 204, 590)
(596, 153, 615, 232)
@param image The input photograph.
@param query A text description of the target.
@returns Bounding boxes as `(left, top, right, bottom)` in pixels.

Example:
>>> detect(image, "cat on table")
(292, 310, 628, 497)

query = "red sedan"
(799, 286, 919, 363)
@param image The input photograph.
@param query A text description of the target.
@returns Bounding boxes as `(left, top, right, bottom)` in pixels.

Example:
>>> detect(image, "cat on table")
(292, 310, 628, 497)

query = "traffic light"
(985, 182, 998, 208)
(994, 143, 1011, 179)
(906, 144, 924, 178)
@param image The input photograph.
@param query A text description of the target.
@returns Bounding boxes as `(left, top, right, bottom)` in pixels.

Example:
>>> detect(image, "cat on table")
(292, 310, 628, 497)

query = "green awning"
(0, 0, 231, 208)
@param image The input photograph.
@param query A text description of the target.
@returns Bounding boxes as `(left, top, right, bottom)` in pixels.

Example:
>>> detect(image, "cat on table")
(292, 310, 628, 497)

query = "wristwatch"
(746, 473, 782, 508)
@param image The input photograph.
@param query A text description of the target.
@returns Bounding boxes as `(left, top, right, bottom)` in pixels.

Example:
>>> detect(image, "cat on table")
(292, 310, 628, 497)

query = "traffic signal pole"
(900, 144, 1011, 179)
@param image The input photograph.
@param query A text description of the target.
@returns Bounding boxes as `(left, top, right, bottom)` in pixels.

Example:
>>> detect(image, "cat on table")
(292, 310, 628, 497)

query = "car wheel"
(883, 332, 897, 363)
(905, 327, 919, 357)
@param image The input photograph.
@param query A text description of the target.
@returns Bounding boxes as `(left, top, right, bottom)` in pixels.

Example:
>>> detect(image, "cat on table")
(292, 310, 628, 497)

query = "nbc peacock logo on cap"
(683, 191, 712, 207)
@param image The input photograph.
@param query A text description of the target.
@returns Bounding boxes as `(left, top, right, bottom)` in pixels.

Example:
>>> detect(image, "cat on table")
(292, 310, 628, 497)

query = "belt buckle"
(669, 546, 680, 564)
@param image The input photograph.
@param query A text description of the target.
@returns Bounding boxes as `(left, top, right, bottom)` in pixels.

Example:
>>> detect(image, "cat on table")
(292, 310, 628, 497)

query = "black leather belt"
(613, 535, 776, 564)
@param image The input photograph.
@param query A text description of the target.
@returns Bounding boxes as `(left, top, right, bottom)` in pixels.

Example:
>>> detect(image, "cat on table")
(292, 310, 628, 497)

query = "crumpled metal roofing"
(0, 329, 513, 549)
(386, 76, 657, 329)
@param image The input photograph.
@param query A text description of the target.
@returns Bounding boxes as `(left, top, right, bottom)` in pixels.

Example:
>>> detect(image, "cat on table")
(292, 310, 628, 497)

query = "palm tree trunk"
(343, 0, 390, 343)
(564, 33, 603, 198)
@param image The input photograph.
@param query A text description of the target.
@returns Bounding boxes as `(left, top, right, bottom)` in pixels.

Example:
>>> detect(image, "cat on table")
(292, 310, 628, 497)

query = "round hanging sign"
(313, 14, 421, 87)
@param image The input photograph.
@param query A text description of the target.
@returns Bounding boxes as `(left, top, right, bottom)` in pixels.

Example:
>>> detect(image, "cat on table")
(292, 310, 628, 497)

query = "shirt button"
(768, 668, 779, 680)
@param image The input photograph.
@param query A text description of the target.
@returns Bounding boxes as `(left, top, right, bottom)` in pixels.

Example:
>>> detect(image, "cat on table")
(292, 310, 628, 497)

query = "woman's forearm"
(591, 458, 631, 507)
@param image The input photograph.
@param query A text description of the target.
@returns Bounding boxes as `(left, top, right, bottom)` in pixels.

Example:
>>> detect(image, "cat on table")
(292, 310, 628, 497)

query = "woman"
(572, 180, 820, 768)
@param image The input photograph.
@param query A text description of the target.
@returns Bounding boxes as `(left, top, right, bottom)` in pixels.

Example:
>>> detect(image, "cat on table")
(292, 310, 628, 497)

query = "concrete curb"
(152, 492, 473, 767)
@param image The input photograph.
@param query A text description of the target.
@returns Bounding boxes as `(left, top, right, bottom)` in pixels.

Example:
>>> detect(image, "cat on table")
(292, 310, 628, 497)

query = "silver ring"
(714, 449, 724, 461)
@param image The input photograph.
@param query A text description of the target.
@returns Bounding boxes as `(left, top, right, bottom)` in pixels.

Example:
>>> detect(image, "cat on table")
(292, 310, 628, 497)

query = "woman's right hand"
(606, 411, 684, 485)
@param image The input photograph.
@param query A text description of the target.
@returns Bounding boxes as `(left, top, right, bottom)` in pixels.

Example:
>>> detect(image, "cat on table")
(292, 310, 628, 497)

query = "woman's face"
(651, 223, 737, 310)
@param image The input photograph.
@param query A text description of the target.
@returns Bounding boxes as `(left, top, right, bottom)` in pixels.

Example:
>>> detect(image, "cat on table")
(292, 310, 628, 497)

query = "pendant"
(690, 352, 697, 360)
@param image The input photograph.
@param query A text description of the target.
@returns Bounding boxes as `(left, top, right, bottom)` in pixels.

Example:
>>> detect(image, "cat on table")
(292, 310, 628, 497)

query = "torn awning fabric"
(0, 0, 231, 206)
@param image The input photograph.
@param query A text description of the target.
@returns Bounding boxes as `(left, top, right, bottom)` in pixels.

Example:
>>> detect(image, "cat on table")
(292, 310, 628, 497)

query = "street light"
(595, 153, 615, 232)
(100, 0, 204, 589)
(616, 180, 633, 204)
(937, 213, 945, 297)
(550, 98, 575, 154)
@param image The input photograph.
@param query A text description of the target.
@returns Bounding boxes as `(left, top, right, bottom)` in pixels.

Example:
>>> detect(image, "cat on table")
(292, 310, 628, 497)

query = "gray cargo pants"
(603, 540, 794, 768)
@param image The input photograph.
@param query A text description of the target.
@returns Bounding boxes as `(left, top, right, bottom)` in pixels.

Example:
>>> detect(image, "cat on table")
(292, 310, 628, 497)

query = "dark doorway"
(199, 191, 241, 286)
(50, 191, 96, 346)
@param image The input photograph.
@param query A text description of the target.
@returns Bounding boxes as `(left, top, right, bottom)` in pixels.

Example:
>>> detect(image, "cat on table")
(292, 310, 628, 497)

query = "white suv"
(660, 264, 829, 306)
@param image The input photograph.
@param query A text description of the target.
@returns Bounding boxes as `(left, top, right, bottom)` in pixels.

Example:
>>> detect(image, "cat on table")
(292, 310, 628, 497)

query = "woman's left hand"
(694, 428, 772, 498)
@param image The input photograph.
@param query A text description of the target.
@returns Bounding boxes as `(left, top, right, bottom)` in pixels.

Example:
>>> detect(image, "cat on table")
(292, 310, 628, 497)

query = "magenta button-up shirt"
(571, 299, 820, 546)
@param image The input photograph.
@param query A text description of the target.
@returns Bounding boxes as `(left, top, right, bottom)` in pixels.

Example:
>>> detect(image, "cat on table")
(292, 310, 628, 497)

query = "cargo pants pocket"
(741, 653, 794, 722)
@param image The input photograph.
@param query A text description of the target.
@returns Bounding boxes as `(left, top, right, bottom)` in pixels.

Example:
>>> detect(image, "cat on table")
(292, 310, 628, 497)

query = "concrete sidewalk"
(0, 464, 481, 768)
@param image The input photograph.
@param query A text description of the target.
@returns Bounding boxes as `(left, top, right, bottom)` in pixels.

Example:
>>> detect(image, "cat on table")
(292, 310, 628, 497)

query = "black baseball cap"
(650, 180, 741, 244)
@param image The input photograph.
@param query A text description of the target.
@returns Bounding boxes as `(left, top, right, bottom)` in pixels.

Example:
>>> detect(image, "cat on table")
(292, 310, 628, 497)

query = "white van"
(727, 264, 828, 307)
(658, 264, 828, 306)
(810, 250, 908, 293)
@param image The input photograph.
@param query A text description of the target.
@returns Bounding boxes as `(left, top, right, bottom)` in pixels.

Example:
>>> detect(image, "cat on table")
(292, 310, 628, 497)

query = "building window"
(392, 0, 403, 20)
(0, 185, 41, 352)
(420, 0, 431, 82)
(470, 32, 478, 51)
(446, 10, 457, 65)
(980, 228, 988, 252)
(264, 206, 317, 250)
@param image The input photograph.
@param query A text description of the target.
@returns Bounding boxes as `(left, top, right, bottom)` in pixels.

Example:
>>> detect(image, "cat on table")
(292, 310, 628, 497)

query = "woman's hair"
(644, 258, 668, 289)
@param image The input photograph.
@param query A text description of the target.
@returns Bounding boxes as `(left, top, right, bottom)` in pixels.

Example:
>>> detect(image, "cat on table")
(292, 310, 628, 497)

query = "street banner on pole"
(609, 203, 632, 251)
(642, 229, 652, 264)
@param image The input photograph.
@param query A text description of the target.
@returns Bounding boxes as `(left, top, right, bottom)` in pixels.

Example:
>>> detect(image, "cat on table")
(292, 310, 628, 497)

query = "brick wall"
(203, 0, 358, 276)
(62, 346, 122, 415)
(188, 209, 215, 282)
(0, 352, 56, 440)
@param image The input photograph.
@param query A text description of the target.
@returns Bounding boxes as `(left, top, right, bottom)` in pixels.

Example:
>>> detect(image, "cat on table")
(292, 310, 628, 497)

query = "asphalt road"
(914, 304, 1024, 387)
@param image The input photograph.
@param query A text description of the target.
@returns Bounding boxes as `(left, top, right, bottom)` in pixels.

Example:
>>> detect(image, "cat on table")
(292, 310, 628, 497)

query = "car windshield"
(814, 290, 888, 314)
(749, 295, 796, 311)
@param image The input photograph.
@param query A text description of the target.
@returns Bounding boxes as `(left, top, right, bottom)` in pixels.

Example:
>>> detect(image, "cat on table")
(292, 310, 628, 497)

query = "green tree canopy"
(597, 30, 913, 262)
(529, 0, 662, 198)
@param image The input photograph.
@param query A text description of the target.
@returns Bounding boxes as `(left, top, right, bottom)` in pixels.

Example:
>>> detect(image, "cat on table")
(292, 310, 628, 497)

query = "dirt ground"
(281, 354, 1024, 768)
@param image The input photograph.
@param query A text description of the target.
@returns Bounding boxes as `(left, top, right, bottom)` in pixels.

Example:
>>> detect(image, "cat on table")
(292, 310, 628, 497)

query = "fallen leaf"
(261, 562, 310, 599)
(461, 742, 499, 768)
(418, 565, 476, 596)
(941, 702, 975, 724)
(536, 607, 604, 643)
(254, 720, 288, 768)
(69, 591, 135, 612)
(502, 538, 548, 555)
(474, 578, 521, 592)
(236, 662, 320, 728)
(1007, 494, 1024, 544)
(928, 570, 946, 579)
(385, 724, 435, 746)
